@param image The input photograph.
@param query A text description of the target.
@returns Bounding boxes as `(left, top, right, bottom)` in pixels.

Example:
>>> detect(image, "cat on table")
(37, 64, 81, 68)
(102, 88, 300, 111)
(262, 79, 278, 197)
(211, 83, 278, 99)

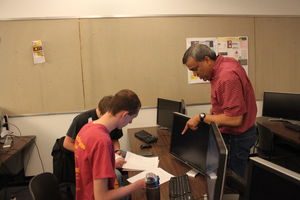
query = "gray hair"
(182, 44, 217, 64)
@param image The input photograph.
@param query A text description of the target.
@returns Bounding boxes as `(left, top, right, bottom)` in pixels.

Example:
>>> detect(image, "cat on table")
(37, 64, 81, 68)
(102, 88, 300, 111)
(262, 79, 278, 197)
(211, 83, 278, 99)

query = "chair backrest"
(51, 136, 75, 183)
(29, 172, 62, 200)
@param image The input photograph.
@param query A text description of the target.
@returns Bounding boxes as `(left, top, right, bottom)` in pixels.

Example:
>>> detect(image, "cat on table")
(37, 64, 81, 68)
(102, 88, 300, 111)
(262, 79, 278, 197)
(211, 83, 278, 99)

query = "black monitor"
(170, 112, 228, 200)
(244, 157, 300, 200)
(156, 98, 185, 130)
(262, 91, 300, 121)
(205, 123, 228, 200)
(170, 112, 209, 175)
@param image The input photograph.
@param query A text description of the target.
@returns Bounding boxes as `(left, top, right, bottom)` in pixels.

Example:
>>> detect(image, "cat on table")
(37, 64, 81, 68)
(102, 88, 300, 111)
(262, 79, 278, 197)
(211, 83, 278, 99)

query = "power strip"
(3, 135, 13, 148)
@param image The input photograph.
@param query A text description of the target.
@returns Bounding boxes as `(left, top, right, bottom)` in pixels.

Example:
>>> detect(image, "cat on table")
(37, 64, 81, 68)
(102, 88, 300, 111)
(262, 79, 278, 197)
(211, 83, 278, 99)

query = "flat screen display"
(156, 98, 184, 130)
(170, 112, 209, 175)
(245, 157, 300, 200)
(170, 112, 228, 200)
(262, 92, 300, 121)
(206, 123, 228, 200)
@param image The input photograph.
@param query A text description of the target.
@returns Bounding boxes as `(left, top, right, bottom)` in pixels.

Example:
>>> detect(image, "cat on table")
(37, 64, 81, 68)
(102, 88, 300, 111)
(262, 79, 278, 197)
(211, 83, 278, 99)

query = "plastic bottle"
(145, 172, 160, 200)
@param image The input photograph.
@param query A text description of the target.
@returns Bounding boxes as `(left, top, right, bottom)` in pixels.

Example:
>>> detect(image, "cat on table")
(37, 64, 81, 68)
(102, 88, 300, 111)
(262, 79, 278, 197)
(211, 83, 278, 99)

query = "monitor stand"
(186, 169, 199, 177)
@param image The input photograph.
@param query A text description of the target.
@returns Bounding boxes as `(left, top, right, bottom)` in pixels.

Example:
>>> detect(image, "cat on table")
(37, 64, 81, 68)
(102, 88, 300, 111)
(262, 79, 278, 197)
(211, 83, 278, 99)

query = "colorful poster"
(32, 40, 45, 64)
(217, 36, 248, 74)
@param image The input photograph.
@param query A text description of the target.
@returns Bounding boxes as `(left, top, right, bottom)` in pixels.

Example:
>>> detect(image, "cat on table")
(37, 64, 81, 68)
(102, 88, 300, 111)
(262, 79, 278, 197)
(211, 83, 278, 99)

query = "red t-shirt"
(210, 55, 257, 134)
(75, 123, 116, 200)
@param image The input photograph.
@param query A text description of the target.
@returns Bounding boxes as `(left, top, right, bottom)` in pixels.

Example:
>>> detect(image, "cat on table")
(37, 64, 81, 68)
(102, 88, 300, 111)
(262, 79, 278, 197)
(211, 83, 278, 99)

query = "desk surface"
(128, 126, 207, 200)
(256, 117, 300, 145)
(0, 135, 36, 168)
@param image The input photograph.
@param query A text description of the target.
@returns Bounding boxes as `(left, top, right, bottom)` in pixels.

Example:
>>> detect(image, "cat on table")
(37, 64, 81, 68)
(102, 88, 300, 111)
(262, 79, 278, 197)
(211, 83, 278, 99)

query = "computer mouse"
(140, 144, 152, 149)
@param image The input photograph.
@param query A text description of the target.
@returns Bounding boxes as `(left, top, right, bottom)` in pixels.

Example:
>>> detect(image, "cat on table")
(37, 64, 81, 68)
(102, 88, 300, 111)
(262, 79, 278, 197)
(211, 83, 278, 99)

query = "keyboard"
(134, 130, 158, 144)
(283, 121, 300, 132)
(169, 175, 194, 200)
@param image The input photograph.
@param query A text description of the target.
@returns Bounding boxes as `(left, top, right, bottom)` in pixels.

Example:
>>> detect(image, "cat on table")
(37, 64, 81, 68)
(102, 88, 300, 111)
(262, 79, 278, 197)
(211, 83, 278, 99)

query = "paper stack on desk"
(122, 151, 159, 171)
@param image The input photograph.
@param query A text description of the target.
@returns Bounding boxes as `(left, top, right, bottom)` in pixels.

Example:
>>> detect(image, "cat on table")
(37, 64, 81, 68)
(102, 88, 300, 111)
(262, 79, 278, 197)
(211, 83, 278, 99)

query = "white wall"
(7, 102, 262, 176)
(0, 0, 300, 19)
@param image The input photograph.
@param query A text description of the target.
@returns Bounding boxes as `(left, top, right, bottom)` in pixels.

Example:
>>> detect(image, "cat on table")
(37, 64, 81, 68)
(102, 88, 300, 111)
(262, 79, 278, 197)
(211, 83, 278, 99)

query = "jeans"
(222, 126, 257, 177)
(115, 169, 125, 187)
(115, 169, 130, 200)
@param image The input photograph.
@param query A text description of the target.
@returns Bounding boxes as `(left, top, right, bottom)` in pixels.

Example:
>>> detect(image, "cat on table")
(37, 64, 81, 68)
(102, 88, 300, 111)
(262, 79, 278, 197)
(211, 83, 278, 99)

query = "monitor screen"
(262, 91, 300, 121)
(245, 157, 300, 200)
(156, 98, 185, 130)
(170, 112, 209, 175)
(206, 123, 228, 200)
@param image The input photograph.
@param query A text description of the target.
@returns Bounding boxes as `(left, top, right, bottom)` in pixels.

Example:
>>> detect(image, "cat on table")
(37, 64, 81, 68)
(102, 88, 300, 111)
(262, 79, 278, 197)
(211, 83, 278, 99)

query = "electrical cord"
(4, 122, 22, 136)
(34, 141, 45, 172)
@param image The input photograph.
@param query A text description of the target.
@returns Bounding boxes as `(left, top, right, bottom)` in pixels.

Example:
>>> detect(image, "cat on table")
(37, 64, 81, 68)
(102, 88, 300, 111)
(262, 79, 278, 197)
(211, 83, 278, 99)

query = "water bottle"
(145, 172, 160, 200)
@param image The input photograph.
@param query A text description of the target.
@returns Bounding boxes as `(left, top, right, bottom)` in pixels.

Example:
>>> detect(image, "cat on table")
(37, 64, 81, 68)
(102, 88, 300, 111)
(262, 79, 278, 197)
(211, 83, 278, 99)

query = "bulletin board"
(2, 16, 299, 115)
(79, 16, 255, 108)
(0, 19, 84, 114)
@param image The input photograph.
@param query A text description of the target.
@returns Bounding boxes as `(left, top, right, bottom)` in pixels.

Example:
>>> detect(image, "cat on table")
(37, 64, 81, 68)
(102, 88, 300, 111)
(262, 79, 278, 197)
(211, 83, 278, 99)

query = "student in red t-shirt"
(181, 44, 257, 178)
(74, 89, 145, 200)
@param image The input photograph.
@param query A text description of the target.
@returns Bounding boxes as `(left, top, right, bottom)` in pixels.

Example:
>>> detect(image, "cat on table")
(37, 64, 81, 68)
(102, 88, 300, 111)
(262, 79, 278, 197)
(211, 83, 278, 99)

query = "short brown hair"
(109, 89, 141, 116)
(98, 95, 113, 115)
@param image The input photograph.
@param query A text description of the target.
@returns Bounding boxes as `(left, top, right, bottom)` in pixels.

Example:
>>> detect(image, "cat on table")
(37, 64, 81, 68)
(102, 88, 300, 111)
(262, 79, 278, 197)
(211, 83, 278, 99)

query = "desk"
(256, 117, 300, 145)
(128, 127, 207, 200)
(256, 117, 300, 172)
(0, 136, 36, 175)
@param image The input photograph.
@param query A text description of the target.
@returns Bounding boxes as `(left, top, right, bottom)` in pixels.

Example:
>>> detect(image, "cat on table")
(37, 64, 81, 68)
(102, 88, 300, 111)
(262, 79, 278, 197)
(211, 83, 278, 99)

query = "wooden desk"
(256, 117, 300, 173)
(256, 117, 300, 145)
(128, 127, 207, 200)
(0, 135, 36, 175)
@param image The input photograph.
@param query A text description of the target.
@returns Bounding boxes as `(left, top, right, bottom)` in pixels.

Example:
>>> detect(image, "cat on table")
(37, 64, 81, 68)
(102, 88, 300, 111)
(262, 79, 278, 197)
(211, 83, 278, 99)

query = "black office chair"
(255, 124, 274, 159)
(29, 172, 62, 200)
(51, 136, 75, 184)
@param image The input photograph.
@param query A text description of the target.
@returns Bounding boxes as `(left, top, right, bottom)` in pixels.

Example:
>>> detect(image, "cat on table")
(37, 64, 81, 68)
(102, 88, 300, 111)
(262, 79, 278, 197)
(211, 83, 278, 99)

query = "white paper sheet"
(127, 167, 174, 185)
(122, 151, 159, 171)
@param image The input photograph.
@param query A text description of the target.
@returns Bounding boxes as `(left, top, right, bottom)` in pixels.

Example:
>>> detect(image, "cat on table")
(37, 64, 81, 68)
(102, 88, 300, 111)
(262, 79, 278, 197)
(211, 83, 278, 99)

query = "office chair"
(29, 172, 62, 200)
(51, 136, 75, 183)
(255, 124, 274, 159)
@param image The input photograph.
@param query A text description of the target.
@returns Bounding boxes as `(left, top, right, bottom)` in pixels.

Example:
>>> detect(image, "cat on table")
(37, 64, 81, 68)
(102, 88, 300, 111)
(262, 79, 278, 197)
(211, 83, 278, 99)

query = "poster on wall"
(186, 36, 248, 84)
(217, 36, 248, 75)
(32, 40, 46, 64)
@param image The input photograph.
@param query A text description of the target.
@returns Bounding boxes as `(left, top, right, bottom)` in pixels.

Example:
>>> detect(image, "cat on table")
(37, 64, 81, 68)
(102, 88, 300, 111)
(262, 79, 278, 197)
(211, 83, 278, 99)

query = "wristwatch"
(199, 113, 206, 122)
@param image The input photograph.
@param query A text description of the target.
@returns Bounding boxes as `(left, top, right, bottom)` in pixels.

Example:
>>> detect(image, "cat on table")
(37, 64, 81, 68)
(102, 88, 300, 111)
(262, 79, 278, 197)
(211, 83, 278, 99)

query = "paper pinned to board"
(32, 40, 45, 64)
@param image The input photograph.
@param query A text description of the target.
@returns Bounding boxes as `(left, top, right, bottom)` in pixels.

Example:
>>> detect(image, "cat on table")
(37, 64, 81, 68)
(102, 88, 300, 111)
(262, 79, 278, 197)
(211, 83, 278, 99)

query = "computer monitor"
(156, 98, 185, 130)
(170, 112, 228, 200)
(170, 112, 209, 175)
(262, 91, 300, 121)
(244, 156, 300, 200)
(205, 122, 228, 200)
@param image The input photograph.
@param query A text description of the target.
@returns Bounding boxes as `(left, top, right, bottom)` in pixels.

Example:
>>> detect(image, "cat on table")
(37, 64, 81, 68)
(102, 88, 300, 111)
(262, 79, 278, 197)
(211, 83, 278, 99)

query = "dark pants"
(222, 126, 257, 177)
